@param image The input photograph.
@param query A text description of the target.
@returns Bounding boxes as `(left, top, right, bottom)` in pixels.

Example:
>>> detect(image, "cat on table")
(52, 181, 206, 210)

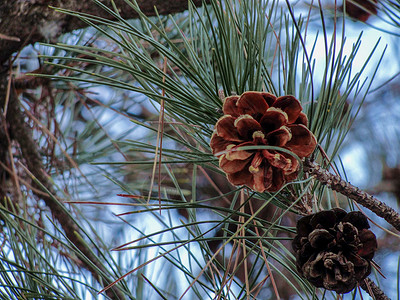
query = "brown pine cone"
(292, 208, 377, 293)
(210, 91, 316, 192)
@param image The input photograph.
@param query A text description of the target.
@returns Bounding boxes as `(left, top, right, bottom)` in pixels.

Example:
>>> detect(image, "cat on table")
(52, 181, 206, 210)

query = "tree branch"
(360, 278, 390, 300)
(0, 1, 211, 296)
(304, 159, 400, 232)
(3, 82, 125, 300)
(0, 0, 207, 66)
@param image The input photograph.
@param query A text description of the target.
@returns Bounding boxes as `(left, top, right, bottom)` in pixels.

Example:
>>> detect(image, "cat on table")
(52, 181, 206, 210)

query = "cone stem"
(304, 159, 400, 232)
(360, 278, 390, 300)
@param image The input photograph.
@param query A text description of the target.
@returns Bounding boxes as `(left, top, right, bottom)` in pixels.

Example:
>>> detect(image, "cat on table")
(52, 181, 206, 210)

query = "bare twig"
(360, 278, 390, 300)
(0, 33, 20, 42)
(304, 159, 400, 232)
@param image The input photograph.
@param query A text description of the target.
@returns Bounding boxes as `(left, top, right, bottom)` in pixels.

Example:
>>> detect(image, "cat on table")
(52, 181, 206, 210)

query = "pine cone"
(340, 0, 378, 22)
(210, 92, 316, 192)
(292, 208, 378, 293)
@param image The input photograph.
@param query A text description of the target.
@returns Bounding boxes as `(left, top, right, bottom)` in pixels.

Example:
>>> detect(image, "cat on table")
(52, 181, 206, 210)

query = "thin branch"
(304, 159, 400, 232)
(360, 278, 390, 300)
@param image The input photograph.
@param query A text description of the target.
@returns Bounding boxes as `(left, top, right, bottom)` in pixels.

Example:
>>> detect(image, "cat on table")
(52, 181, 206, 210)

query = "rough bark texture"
(304, 159, 400, 232)
(0, 0, 206, 66)
(360, 278, 390, 300)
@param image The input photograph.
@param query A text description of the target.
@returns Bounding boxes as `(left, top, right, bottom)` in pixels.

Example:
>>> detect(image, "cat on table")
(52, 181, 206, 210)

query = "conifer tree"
(0, 1, 399, 299)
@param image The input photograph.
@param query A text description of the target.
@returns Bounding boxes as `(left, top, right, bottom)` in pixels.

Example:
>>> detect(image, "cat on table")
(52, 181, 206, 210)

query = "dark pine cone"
(292, 208, 378, 294)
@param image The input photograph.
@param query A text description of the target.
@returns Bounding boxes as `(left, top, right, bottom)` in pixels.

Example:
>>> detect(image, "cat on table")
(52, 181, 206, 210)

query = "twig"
(304, 159, 400, 232)
(0, 33, 20, 42)
(360, 278, 390, 300)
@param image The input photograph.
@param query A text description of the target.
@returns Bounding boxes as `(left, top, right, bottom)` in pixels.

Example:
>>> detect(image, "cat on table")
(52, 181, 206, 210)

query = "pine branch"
(303, 159, 400, 232)
(3, 82, 125, 300)
(0, 0, 208, 65)
(360, 278, 390, 300)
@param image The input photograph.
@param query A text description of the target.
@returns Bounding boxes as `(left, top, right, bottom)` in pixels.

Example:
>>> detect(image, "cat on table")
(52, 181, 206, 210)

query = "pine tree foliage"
(1, 0, 400, 299)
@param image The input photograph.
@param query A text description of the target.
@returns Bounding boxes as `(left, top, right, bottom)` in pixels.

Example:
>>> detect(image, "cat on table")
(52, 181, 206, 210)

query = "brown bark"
(0, 0, 206, 66)
(360, 278, 390, 300)
(304, 159, 400, 232)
